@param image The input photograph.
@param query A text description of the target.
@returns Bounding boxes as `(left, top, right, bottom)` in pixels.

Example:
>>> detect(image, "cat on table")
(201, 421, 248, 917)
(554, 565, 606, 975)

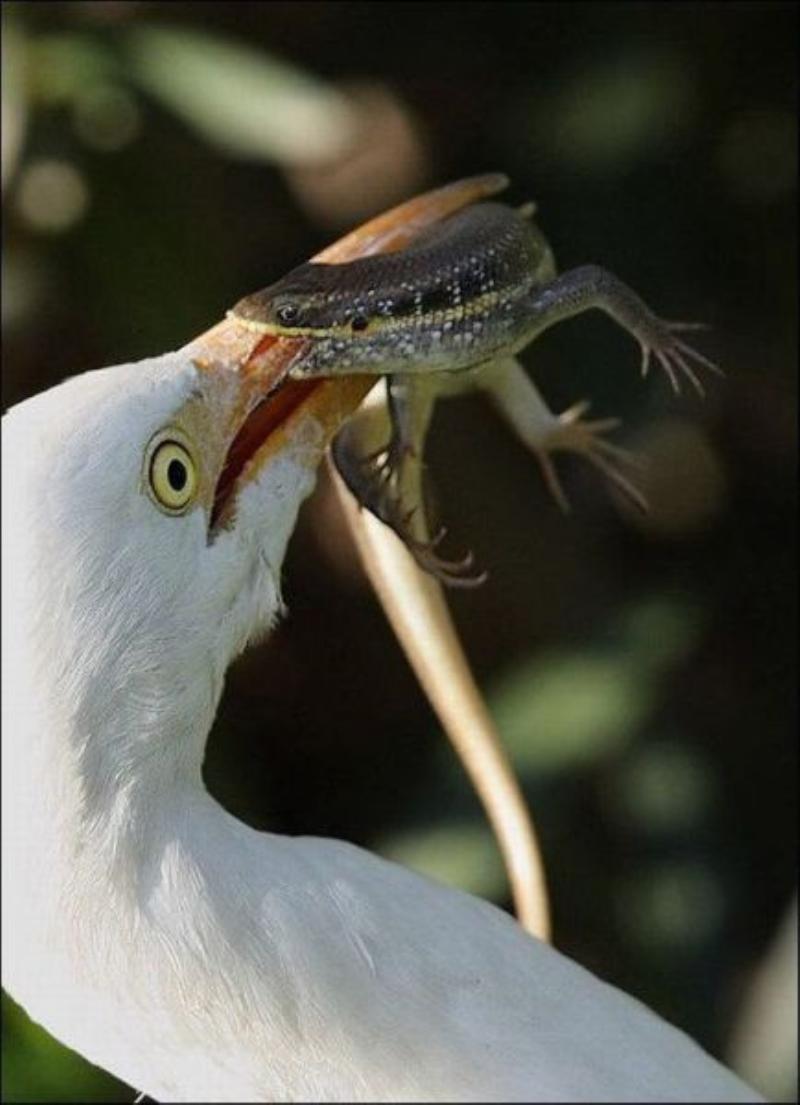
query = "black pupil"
(351, 315, 369, 332)
(278, 305, 298, 325)
(167, 458, 187, 492)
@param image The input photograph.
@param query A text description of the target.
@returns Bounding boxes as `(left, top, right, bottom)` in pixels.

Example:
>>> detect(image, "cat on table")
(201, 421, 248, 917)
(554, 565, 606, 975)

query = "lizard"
(229, 175, 720, 584)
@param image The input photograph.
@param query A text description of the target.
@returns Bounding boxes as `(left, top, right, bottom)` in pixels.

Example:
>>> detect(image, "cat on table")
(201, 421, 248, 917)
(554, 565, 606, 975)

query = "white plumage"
(1, 346, 761, 1102)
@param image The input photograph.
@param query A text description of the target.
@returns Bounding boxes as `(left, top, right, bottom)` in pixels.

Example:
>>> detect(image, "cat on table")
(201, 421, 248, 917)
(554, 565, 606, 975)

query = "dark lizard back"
(236, 203, 555, 331)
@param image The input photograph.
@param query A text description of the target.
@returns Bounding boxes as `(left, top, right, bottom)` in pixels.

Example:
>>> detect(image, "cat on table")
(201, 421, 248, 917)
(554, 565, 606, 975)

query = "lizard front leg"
(479, 357, 647, 512)
(521, 264, 721, 396)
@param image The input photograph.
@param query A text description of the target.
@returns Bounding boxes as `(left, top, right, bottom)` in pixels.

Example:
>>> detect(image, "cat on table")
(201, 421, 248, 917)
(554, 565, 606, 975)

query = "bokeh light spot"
(15, 159, 90, 233)
(717, 109, 798, 203)
(72, 84, 141, 151)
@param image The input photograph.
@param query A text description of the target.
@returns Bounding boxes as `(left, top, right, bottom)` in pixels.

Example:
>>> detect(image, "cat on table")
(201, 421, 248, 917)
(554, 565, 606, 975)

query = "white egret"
(2, 180, 761, 1103)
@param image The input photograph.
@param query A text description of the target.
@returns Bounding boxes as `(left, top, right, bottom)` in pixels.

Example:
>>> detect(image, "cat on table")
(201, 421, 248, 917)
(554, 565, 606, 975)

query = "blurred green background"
(2, 1, 796, 1102)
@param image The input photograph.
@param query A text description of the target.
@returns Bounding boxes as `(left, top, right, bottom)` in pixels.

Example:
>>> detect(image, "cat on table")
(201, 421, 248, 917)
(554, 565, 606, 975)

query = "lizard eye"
(276, 303, 302, 327)
(350, 314, 370, 332)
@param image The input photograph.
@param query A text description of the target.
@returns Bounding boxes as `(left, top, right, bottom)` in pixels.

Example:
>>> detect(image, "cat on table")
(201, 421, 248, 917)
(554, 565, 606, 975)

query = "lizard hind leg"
(332, 379, 486, 587)
(481, 357, 648, 513)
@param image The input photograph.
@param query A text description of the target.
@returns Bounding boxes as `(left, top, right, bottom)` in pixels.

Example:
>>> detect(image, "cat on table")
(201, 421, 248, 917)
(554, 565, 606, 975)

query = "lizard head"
(229, 262, 379, 339)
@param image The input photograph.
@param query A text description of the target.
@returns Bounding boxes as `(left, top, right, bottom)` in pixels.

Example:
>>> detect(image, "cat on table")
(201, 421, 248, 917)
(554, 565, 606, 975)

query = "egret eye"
(147, 437, 198, 514)
(276, 303, 301, 327)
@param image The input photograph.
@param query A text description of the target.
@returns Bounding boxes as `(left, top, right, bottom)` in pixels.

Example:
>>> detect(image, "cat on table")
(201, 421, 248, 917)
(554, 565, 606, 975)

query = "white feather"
(2, 353, 761, 1102)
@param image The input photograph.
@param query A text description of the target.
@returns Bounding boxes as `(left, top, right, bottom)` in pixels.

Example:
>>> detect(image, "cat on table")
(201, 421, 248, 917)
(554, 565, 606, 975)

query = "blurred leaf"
(606, 739, 716, 835)
(717, 108, 798, 203)
(2, 245, 49, 329)
(125, 25, 356, 165)
(615, 595, 702, 675)
(1, 15, 27, 191)
(616, 861, 726, 955)
(489, 650, 648, 774)
(379, 822, 507, 901)
(488, 596, 702, 776)
(1, 993, 131, 1103)
(29, 32, 120, 105)
(525, 51, 696, 175)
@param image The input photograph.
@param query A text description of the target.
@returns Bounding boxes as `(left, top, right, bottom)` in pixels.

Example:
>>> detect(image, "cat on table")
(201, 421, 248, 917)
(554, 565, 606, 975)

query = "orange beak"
(185, 174, 508, 528)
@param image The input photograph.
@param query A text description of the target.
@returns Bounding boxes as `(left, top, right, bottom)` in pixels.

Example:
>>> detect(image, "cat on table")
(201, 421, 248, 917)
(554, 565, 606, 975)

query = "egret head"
(2, 172, 485, 821)
(1, 343, 366, 797)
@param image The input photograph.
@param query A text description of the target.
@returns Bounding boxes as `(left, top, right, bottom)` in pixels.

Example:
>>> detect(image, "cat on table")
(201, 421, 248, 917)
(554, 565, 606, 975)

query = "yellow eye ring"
(146, 433, 199, 514)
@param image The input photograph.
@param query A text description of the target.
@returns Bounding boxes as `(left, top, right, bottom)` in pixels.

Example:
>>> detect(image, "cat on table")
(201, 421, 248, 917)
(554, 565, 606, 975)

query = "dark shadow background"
(2, 2, 797, 1101)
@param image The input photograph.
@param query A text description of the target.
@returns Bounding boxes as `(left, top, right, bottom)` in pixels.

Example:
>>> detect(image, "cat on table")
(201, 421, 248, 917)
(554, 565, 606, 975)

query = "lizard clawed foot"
(397, 509, 488, 588)
(637, 319, 723, 397)
(332, 434, 487, 588)
(534, 400, 648, 513)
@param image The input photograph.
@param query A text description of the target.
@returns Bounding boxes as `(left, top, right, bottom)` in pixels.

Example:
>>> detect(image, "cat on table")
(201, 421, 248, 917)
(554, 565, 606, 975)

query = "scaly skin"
(230, 187, 720, 584)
